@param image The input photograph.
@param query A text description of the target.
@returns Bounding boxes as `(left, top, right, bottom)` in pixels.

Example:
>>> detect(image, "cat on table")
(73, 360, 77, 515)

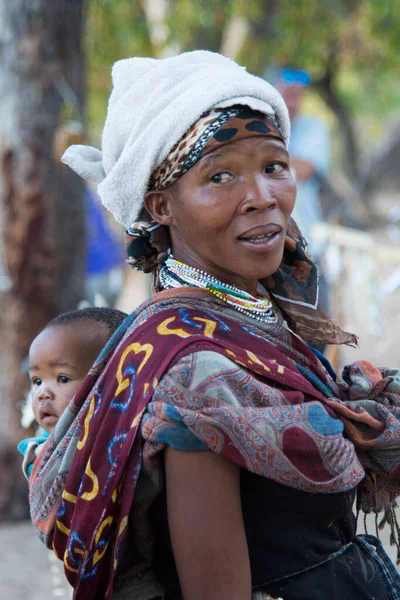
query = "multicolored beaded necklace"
(159, 256, 279, 324)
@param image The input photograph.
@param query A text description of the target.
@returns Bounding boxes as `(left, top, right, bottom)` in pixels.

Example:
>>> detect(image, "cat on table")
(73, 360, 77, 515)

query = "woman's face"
(147, 136, 296, 295)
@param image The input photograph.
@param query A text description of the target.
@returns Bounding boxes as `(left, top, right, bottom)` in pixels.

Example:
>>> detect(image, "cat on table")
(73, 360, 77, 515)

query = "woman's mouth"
(238, 228, 281, 251)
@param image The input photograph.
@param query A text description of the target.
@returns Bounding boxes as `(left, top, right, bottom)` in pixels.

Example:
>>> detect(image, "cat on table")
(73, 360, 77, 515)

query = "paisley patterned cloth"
(29, 290, 400, 600)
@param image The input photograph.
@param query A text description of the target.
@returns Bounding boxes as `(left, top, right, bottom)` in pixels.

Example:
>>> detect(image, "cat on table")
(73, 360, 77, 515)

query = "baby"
(18, 306, 127, 477)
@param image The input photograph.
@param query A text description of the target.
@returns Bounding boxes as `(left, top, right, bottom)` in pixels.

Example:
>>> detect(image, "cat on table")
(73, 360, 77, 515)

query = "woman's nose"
(239, 175, 277, 213)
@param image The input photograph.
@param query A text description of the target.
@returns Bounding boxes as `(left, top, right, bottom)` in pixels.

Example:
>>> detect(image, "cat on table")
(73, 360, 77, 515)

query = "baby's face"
(29, 324, 106, 432)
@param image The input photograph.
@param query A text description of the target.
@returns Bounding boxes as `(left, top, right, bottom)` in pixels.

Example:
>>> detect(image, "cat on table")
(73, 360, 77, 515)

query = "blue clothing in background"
(290, 114, 330, 258)
(86, 188, 124, 276)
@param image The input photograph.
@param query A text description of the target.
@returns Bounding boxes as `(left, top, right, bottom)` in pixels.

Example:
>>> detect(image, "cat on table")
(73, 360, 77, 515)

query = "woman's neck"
(171, 252, 258, 297)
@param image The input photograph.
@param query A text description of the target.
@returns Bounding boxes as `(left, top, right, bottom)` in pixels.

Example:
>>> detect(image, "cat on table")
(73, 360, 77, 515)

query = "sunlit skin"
(145, 136, 297, 296)
(29, 323, 109, 432)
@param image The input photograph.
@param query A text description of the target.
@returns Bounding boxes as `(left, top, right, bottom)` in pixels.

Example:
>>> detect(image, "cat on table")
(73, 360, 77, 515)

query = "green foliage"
(85, 0, 400, 144)
(85, 0, 153, 133)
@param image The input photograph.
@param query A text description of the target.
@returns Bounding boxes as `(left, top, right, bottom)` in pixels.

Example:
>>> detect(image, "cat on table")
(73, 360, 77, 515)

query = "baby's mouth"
(39, 405, 58, 426)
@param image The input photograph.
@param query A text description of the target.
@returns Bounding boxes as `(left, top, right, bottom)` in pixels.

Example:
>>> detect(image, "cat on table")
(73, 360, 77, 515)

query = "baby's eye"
(210, 171, 232, 184)
(265, 162, 285, 174)
(31, 377, 42, 387)
(58, 375, 71, 384)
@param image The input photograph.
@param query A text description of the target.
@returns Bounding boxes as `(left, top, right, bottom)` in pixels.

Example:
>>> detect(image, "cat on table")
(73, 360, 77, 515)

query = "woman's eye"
(210, 171, 232, 184)
(265, 162, 285, 174)
(58, 375, 71, 384)
(31, 378, 42, 386)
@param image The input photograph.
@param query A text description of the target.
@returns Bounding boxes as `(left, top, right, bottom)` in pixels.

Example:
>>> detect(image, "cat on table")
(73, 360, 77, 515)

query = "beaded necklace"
(159, 256, 278, 324)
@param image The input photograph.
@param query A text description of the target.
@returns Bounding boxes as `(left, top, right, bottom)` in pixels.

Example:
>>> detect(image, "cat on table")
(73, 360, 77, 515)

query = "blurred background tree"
(0, 0, 86, 520)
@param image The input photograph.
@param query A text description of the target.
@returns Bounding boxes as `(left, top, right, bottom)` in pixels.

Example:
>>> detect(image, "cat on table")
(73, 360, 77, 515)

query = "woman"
(29, 51, 400, 600)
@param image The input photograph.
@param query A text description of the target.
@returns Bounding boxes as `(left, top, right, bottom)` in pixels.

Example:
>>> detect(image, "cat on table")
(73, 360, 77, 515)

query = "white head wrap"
(61, 50, 290, 227)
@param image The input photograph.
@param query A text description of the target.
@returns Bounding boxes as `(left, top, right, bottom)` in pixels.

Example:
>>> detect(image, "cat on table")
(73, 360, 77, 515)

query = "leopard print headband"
(150, 105, 284, 191)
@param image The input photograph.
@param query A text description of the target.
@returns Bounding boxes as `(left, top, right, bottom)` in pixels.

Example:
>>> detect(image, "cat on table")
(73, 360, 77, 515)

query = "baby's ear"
(144, 190, 174, 227)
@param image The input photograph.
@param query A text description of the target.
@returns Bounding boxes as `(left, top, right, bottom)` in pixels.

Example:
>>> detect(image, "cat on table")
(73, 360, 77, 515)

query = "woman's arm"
(165, 448, 251, 600)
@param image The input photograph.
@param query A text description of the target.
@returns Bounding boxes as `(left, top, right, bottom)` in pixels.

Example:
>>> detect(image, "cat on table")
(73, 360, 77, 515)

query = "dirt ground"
(0, 521, 72, 599)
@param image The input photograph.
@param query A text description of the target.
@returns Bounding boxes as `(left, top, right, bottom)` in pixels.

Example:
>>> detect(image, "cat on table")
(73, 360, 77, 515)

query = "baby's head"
(29, 307, 127, 432)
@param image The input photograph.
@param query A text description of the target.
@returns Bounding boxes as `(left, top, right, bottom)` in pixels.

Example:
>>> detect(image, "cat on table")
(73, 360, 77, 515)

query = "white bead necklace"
(159, 256, 278, 324)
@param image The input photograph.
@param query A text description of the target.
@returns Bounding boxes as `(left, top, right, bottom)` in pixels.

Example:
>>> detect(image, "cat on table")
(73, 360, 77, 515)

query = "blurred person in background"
(266, 68, 331, 317)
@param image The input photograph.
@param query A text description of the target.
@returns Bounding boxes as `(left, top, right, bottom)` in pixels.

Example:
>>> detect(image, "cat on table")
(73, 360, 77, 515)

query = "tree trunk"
(0, 0, 86, 521)
(313, 68, 359, 180)
(357, 122, 400, 210)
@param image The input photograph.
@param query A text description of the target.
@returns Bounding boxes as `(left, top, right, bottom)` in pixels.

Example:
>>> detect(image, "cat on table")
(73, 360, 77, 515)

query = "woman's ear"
(144, 190, 174, 226)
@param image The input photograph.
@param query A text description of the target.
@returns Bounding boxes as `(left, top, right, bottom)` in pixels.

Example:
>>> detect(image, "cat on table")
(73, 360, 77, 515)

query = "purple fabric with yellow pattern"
(28, 290, 400, 599)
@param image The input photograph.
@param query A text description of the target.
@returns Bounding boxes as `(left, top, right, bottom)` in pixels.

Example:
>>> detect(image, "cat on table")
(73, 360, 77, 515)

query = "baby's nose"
(38, 384, 54, 400)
